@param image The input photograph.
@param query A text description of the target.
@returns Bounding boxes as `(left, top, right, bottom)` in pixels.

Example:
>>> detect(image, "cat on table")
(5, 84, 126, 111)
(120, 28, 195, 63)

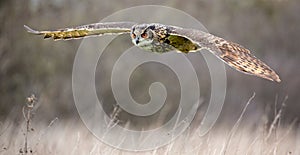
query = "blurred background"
(0, 0, 299, 145)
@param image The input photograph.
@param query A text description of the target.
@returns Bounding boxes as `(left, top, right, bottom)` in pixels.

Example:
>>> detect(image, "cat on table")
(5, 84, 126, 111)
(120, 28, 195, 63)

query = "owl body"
(24, 22, 281, 82)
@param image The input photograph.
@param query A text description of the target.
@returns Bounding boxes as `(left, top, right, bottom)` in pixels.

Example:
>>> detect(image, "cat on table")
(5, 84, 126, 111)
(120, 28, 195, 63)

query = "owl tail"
(217, 42, 281, 82)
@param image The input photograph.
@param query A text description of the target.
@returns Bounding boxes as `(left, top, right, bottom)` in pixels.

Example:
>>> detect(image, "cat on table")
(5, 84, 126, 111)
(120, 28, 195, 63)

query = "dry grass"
(0, 95, 299, 155)
(0, 120, 298, 155)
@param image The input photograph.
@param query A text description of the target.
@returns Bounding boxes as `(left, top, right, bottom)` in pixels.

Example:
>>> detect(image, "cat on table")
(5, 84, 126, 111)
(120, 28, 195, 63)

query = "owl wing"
(24, 22, 136, 40)
(167, 26, 281, 82)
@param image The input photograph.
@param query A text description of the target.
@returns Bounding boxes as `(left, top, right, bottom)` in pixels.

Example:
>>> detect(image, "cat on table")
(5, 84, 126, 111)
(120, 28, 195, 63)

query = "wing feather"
(168, 26, 281, 82)
(24, 22, 136, 40)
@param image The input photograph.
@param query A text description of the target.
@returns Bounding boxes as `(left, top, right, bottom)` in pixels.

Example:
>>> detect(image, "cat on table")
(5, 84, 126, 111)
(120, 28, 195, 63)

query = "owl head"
(130, 24, 156, 47)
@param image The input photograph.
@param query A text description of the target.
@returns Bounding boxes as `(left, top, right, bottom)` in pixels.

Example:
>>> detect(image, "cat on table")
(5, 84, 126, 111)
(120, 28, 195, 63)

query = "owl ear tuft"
(148, 25, 155, 30)
(131, 26, 136, 32)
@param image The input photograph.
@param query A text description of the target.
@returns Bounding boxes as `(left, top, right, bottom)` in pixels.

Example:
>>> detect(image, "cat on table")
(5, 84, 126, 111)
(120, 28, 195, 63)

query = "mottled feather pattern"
(167, 26, 280, 82)
(215, 39, 281, 82)
(24, 22, 135, 40)
(24, 22, 281, 82)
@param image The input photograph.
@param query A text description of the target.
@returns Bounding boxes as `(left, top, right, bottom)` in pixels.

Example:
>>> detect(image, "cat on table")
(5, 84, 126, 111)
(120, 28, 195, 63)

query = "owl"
(24, 22, 281, 82)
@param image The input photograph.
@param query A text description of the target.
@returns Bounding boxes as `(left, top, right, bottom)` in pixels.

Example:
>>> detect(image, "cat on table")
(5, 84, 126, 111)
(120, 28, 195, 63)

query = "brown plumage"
(24, 22, 281, 82)
(24, 22, 135, 40)
(216, 40, 280, 82)
(167, 27, 281, 82)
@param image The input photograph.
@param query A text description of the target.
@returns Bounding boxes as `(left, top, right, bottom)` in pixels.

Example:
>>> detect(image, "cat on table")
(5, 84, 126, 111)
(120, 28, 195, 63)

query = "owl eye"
(131, 33, 136, 39)
(141, 32, 148, 38)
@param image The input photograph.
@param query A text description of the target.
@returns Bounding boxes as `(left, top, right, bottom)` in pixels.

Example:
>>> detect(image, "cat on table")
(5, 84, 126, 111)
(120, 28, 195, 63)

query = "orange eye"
(141, 32, 148, 38)
(131, 33, 136, 39)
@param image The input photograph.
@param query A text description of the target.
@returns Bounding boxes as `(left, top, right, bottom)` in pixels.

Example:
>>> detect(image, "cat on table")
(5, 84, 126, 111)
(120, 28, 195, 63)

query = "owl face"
(130, 24, 155, 48)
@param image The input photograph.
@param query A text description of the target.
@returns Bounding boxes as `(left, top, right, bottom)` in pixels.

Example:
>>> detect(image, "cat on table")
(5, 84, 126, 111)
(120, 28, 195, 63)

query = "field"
(1, 0, 300, 154)
(1, 95, 299, 155)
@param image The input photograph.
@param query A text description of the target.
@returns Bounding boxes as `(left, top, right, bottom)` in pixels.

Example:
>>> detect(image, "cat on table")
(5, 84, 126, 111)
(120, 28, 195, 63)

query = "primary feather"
(168, 26, 280, 82)
(24, 22, 136, 40)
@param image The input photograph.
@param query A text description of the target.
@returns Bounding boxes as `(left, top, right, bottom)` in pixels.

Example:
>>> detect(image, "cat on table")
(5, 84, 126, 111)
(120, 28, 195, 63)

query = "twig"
(266, 118, 298, 155)
(21, 94, 37, 154)
(34, 117, 59, 149)
(266, 96, 288, 141)
(89, 142, 99, 155)
(71, 132, 81, 155)
(107, 104, 122, 128)
(151, 147, 158, 155)
(245, 135, 260, 155)
(274, 94, 278, 141)
(223, 92, 256, 155)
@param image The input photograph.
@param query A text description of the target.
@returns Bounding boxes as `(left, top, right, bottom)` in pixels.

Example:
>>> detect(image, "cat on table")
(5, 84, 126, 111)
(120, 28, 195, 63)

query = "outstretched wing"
(24, 22, 136, 40)
(167, 26, 281, 82)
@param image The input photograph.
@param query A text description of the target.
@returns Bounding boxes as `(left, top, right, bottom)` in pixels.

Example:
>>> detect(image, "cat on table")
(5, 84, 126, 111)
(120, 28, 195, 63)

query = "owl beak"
(135, 38, 140, 45)
(132, 36, 141, 45)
